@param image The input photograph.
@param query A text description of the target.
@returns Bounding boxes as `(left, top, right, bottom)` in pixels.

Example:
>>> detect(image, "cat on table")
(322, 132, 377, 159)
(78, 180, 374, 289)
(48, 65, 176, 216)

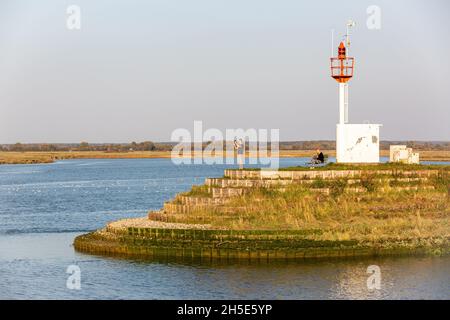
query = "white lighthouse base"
(336, 124, 382, 163)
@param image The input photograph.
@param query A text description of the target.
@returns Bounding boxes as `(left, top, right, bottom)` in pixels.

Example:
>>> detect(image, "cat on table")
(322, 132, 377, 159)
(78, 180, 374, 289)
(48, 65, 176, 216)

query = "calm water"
(0, 158, 449, 299)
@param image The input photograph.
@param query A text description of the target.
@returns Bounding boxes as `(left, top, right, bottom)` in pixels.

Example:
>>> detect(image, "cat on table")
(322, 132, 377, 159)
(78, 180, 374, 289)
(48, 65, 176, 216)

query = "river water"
(0, 158, 449, 299)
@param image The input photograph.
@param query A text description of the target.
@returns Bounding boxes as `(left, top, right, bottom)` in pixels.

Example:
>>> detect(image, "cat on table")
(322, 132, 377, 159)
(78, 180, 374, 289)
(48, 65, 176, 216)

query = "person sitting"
(311, 149, 325, 164)
(317, 149, 325, 163)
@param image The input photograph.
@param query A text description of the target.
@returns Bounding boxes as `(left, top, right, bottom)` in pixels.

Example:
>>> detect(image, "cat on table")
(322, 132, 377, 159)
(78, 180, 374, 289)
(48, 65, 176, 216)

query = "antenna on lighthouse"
(331, 29, 334, 57)
(346, 20, 355, 55)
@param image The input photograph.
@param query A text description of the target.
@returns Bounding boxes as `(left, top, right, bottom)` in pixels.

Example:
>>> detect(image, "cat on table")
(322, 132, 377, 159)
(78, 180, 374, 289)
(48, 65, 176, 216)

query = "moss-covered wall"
(74, 227, 449, 263)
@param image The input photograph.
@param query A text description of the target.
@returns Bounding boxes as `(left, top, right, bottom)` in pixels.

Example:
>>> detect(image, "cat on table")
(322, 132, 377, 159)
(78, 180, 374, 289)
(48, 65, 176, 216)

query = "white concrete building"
(389, 145, 420, 164)
(336, 124, 381, 163)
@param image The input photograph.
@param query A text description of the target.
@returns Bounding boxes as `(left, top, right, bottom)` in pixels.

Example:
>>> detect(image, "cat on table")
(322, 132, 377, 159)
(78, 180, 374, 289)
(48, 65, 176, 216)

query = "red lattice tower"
(330, 42, 354, 83)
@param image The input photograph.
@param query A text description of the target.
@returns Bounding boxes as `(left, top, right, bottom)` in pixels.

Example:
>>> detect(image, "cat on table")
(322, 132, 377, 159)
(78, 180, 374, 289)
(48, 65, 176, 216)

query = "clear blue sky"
(0, 0, 449, 143)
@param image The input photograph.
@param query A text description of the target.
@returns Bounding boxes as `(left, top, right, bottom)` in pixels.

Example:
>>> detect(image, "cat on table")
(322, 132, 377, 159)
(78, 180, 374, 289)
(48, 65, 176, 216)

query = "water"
(0, 158, 449, 299)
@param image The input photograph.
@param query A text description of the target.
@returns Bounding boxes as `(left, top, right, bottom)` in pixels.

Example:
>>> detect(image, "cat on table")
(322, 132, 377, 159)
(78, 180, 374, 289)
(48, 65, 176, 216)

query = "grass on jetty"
(175, 171, 450, 245)
(278, 162, 450, 171)
(182, 185, 211, 197)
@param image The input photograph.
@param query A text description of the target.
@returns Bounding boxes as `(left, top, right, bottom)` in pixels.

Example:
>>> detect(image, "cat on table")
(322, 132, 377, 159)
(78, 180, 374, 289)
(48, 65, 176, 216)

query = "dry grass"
(173, 174, 450, 243)
(1, 150, 450, 165)
(0, 152, 55, 164)
(416, 150, 450, 161)
(0, 151, 173, 164)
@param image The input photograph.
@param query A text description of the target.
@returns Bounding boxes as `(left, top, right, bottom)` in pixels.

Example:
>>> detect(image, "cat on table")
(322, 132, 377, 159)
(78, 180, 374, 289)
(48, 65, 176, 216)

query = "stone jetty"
(74, 165, 450, 263)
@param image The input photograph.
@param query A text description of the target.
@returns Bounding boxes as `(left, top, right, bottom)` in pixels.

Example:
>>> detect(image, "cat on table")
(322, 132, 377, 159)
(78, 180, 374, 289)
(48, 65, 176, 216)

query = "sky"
(0, 0, 449, 143)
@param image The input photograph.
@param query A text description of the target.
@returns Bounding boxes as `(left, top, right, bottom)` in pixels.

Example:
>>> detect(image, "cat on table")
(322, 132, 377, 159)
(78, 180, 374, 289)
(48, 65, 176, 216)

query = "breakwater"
(75, 165, 450, 262)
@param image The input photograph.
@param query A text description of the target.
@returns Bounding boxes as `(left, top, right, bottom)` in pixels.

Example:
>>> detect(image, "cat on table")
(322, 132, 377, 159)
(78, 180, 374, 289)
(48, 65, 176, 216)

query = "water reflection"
(1, 232, 449, 299)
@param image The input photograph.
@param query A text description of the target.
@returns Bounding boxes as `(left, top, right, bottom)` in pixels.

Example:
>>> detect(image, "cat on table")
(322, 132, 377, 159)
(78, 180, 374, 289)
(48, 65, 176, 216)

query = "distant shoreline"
(1, 150, 450, 165)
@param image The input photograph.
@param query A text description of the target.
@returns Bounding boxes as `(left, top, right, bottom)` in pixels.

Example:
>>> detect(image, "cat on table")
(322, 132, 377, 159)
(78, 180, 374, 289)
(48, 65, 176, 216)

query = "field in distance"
(1, 150, 450, 165)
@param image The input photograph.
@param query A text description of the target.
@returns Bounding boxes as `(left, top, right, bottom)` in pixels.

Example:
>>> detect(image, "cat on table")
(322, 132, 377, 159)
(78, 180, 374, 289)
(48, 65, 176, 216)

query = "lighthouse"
(330, 22, 382, 163)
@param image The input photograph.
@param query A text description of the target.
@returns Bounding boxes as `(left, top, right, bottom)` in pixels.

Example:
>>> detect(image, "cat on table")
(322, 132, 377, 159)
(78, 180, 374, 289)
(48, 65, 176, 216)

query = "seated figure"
(311, 149, 325, 164)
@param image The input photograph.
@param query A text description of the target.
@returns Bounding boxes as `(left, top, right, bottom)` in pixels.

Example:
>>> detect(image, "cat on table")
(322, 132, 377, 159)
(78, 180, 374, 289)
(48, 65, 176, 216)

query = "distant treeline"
(280, 141, 450, 151)
(0, 141, 172, 152)
(1, 141, 450, 152)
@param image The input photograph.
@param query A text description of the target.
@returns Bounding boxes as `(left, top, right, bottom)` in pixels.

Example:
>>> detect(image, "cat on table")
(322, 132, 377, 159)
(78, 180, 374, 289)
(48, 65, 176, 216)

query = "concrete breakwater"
(74, 219, 448, 263)
(74, 165, 450, 262)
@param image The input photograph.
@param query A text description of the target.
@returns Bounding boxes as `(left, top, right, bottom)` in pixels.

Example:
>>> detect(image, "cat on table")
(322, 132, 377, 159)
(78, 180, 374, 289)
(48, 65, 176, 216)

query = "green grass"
(359, 174, 380, 192)
(432, 171, 450, 192)
(183, 185, 211, 197)
(240, 162, 450, 172)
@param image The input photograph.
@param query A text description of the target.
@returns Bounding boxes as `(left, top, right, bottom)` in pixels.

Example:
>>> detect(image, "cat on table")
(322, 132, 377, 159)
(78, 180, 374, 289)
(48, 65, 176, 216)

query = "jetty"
(74, 164, 450, 263)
